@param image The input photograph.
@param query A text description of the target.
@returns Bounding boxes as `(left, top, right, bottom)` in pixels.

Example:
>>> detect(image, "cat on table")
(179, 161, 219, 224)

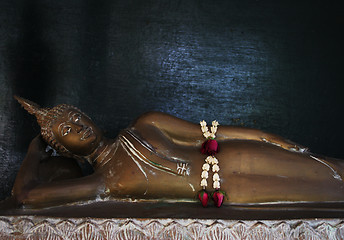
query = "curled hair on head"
(14, 96, 83, 159)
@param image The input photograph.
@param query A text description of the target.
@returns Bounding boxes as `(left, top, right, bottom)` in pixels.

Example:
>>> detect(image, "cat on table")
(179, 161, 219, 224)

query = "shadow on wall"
(1, 0, 55, 200)
(6, 0, 53, 102)
(6, 0, 54, 148)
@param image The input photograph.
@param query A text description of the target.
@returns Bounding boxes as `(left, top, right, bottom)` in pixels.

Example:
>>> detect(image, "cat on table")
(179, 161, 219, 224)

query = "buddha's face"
(51, 109, 103, 156)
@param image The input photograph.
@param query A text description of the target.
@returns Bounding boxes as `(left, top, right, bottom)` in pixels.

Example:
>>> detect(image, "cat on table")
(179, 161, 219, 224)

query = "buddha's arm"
(12, 135, 47, 204)
(216, 126, 308, 152)
(21, 173, 106, 207)
(12, 136, 106, 207)
(133, 112, 307, 152)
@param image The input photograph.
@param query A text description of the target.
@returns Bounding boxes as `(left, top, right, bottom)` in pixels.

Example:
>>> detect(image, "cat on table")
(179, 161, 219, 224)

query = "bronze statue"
(10, 96, 344, 208)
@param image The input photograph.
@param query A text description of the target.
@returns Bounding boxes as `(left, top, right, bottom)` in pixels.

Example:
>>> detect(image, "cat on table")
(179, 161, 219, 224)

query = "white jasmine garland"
(201, 171, 209, 179)
(201, 179, 208, 187)
(213, 173, 220, 181)
(201, 125, 208, 133)
(199, 120, 221, 190)
(205, 156, 213, 163)
(212, 120, 219, 127)
(211, 157, 218, 165)
(203, 131, 211, 139)
(202, 163, 210, 171)
(200, 120, 219, 139)
(212, 164, 220, 172)
(213, 158, 218, 165)
(200, 120, 207, 127)
(213, 180, 220, 189)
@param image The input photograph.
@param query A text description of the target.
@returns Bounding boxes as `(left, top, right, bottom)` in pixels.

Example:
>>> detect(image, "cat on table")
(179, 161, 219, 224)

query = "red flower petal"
(198, 190, 209, 207)
(201, 139, 219, 156)
(212, 191, 224, 208)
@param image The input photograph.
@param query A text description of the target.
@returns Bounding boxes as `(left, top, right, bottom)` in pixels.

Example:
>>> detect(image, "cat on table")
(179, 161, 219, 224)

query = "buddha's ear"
(14, 95, 49, 117)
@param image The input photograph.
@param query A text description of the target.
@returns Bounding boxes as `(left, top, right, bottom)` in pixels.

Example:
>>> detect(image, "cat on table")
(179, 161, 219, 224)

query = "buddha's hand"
(261, 134, 309, 153)
(26, 135, 53, 163)
(12, 135, 53, 205)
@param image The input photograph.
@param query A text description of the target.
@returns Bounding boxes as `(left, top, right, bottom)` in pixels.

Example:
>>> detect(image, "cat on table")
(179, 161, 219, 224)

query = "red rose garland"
(201, 139, 219, 155)
(198, 120, 226, 208)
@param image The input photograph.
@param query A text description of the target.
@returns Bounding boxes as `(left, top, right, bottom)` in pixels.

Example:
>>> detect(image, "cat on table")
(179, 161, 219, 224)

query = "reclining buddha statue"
(10, 96, 344, 208)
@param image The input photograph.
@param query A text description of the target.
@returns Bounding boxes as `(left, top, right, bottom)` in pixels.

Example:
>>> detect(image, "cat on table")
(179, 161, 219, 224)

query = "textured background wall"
(0, 0, 343, 200)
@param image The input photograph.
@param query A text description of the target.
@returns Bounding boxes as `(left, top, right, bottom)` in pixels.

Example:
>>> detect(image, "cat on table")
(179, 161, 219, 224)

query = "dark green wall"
(0, 0, 343, 199)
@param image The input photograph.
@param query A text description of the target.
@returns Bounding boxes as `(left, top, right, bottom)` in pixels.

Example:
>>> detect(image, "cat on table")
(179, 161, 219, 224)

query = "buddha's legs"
(216, 140, 344, 204)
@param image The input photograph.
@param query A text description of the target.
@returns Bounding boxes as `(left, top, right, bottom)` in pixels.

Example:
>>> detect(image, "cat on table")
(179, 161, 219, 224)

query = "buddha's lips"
(81, 127, 93, 140)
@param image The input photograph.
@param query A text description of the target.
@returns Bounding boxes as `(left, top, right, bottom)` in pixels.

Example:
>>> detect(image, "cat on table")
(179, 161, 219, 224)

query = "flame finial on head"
(14, 95, 50, 129)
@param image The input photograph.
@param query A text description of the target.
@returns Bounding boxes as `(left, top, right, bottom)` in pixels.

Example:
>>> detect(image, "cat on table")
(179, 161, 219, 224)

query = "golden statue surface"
(5, 96, 344, 210)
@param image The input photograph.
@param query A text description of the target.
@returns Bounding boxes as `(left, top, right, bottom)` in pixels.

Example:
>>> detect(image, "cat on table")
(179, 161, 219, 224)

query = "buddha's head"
(14, 96, 103, 158)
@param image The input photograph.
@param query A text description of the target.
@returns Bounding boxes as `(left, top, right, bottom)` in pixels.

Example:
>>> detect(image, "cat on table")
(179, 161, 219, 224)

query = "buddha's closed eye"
(71, 113, 81, 123)
(61, 125, 71, 136)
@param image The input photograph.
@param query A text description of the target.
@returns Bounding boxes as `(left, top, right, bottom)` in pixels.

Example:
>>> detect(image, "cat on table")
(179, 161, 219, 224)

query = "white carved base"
(0, 216, 344, 239)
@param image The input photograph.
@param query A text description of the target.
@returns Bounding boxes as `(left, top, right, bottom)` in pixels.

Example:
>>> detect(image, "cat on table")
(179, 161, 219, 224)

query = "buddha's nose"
(74, 124, 84, 133)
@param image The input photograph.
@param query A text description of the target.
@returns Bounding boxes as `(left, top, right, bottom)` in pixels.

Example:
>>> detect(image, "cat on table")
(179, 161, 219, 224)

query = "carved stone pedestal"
(1, 216, 344, 239)
(1, 201, 344, 239)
